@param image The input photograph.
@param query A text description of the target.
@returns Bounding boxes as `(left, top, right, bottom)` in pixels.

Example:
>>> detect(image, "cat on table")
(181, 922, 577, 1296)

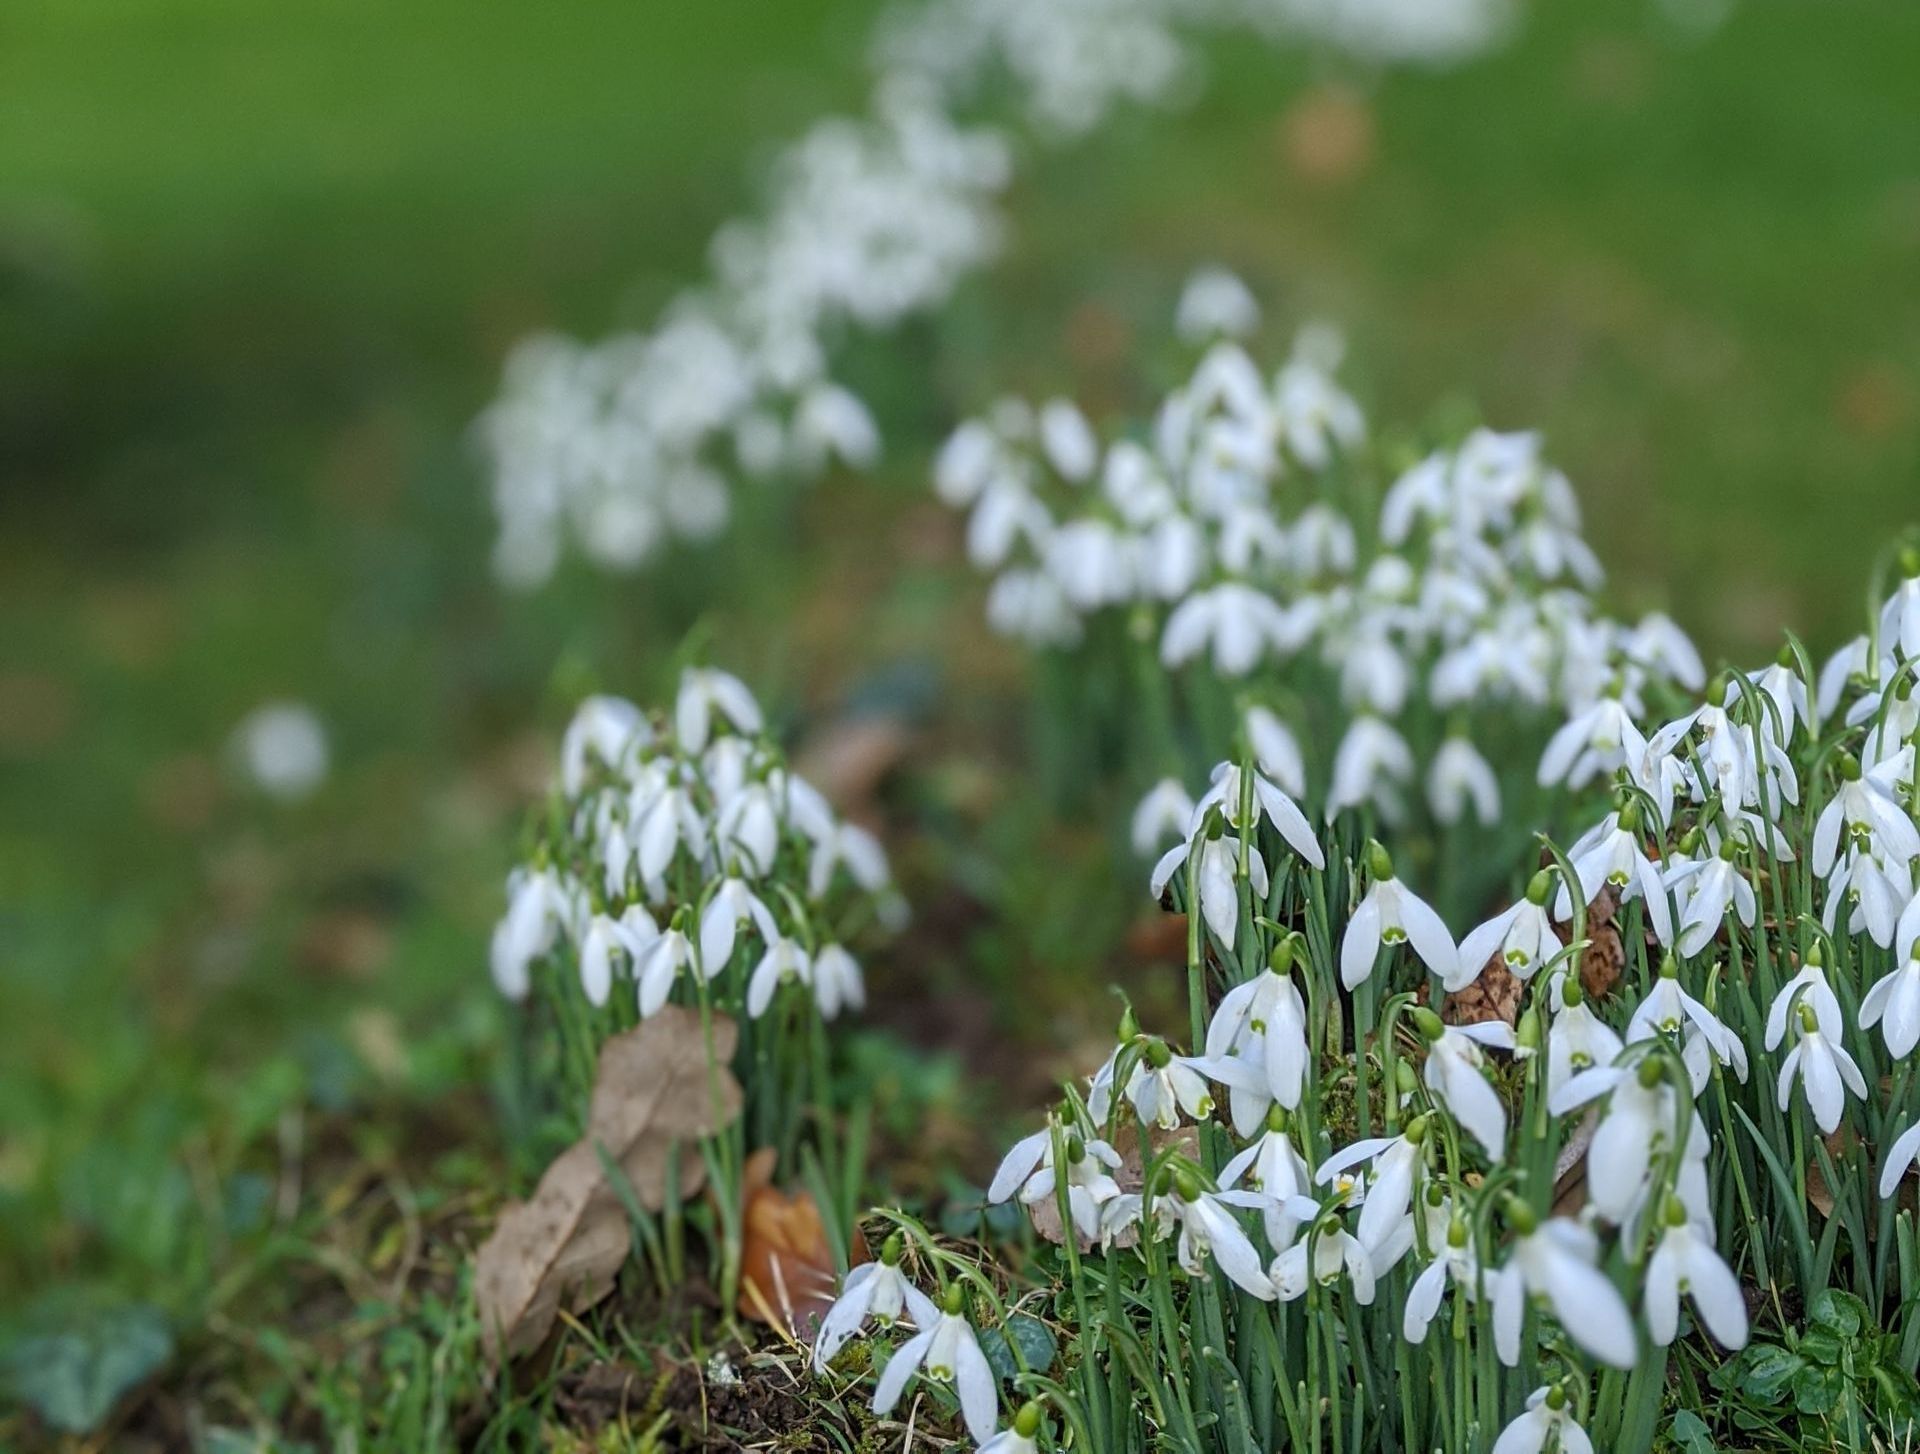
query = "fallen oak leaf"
(736, 1151, 870, 1337)
(474, 1006, 743, 1362)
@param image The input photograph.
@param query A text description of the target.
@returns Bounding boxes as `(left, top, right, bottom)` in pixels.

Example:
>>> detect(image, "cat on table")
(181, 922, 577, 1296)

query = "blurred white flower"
(231, 701, 329, 802)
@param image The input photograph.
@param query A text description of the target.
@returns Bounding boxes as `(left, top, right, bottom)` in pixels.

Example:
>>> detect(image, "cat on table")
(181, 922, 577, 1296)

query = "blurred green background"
(2, 0, 1917, 1438)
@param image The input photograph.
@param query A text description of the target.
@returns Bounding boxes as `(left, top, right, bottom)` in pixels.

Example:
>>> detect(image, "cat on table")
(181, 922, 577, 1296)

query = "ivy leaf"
(1, 1304, 172, 1434)
(978, 1314, 1059, 1384)
(1738, 1344, 1804, 1401)
(1791, 1362, 1845, 1416)
(1797, 1328, 1845, 1367)
(1808, 1288, 1868, 1339)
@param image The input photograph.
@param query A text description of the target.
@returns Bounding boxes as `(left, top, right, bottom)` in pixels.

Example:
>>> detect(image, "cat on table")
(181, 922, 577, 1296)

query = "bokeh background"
(3, 0, 1917, 1436)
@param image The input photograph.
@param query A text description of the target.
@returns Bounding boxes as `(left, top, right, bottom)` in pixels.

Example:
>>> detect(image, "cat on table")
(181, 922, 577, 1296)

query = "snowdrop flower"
(674, 668, 763, 753)
(1194, 762, 1326, 868)
(1862, 951, 1920, 1059)
(1763, 954, 1844, 1050)
(1315, 1117, 1430, 1256)
(635, 923, 699, 1017)
(1219, 1106, 1313, 1211)
(1668, 838, 1756, 957)
(231, 701, 330, 802)
(986, 568, 1082, 647)
(988, 1125, 1123, 1243)
(1644, 1201, 1748, 1349)
(1166, 1172, 1277, 1298)
(812, 1237, 935, 1371)
(1538, 696, 1647, 790)
(1327, 715, 1415, 822)
(1206, 947, 1312, 1124)
(578, 905, 659, 1007)
(1882, 550, 1920, 658)
(1818, 635, 1873, 724)
(1777, 1001, 1869, 1135)
(1545, 980, 1623, 1103)
(1090, 1036, 1252, 1131)
(1822, 843, 1913, 948)
(1428, 736, 1500, 826)
(1415, 1012, 1514, 1162)
(635, 780, 709, 883)
(1244, 704, 1307, 798)
(1491, 1204, 1637, 1369)
(1269, 1202, 1378, 1304)
(1045, 520, 1133, 609)
(1150, 822, 1269, 952)
(871, 1284, 997, 1443)
(1813, 753, 1920, 877)
(490, 867, 569, 1000)
(1038, 399, 1098, 482)
(1626, 957, 1743, 1076)
(808, 820, 891, 900)
(1176, 266, 1260, 341)
(1341, 843, 1461, 989)
(1131, 778, 1195, 856)
(811, 942, 866, 1019)
(1560, 806, 1675, 947)
(1491, 1385, 1593, 1454)
(700, 877, 773, 973)
(1161, 584, 1299, 677)
(977, 1401, 1046, 1454)
(1879, 1119, 1920, 1199)
(746, 935, 813, 1018)
(1551, 1056, 1690, 1226)
(1456, 871, 1559, 990)
(1403, 1203, 1479, 1344)
(560, 696, 649, 795)
(1734, 651, 1812, 747)
(1275, 360, 1365, 471)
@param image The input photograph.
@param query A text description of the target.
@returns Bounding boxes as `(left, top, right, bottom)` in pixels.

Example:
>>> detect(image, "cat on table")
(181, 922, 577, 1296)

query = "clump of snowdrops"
(479, 0, 1511, 587)
(489, 667, 904, 1248)
(810, 515, 1920, 1449)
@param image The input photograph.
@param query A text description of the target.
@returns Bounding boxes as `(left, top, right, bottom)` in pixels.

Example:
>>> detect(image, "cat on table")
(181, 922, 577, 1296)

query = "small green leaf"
(1668, 1408, 1716, 1453)
(1791, 1362, 1844, 1416)
(978, 1314, 1058, 1384)
(1798, 1328, 1844, 1366)
(1808, 1288, 1868, 1338)
(1, 1304, 173, 1435)
(1739, 1344, 1804, 1401)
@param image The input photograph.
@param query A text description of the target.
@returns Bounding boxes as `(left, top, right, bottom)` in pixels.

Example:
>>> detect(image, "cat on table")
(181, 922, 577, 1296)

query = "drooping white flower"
(1455, 872, 1559, 990)
(1341, 844, 1460, 989)
(1402, 1201, 1478, 1344)
(808, 820, 891, 900)
(1219, 1114, 1314, 1241)
(812, 1253, 935, 1372)
(1327, 715, 1415, 823)
(1167, 1177, 1277, 1299)
(1491, 1386, 1594, 1454)
(674, 668, 764, 753)
(1244, 705, 1307, 798)
(700, 877, 773, 974)
(1626, 959, 1743, 1077)
(987, 1126, 1124, 1243)
(1131, 777, 1196, 856)
(1823, 844, 1913, 948)
(560, 696, 650, 795)
(1862, 952, 1920, 1059)
(1038, 398, 1099, 482)
(746, 935, 813, 1018)
(1777, 1002, 1869, 1135)
(1560, 808, 1675, 947)
(1551, 1059, 1691, 1227)
(1881, 559, 1920, 659)
(1667, 840, 1757, 957)
(1161, 583, 1300, 677)
(1817, 635, 1872, 725)
(1269, 1203, 1379, 1305)
(1089, 1038, 1256, 1131)
(1880, 1118, 1920, 1199)
(1812, 757, 1920, 877)
(1207, 963, 1312, 1126)
(1420, 1018, 1514, 1162)
(871, 1290, 998, 1443)
(1545, 987, 1623, 1103)
(1538, 697, 1647, 790)
(1427, 736, 1501, 826)
(635, 925, 699, 1017)
(578, 905, 659, 1007)
(812, 943, 866, 1019)
(1176, 266, 1261, 342)
(490, 867, 570, 1000)
(1194, 762, 1326, 869)
(1491, 1214, 1636, 1369)
(1644, 1209, 1748, 1350)
(1151, 828, 1270, 951)
(1763, 959, 1844, 1051)
(1315, 1120, 1430, 1257)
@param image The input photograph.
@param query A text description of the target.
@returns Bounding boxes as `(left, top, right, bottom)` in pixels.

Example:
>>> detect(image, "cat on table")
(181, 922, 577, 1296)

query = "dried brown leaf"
(474, 1007, 743, 1362)
(738, 1175, 870, 1337)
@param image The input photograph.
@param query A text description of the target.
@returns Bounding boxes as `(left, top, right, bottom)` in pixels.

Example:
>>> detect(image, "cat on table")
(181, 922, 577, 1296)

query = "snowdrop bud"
(1014, 1402, 1044, 1438)
(1447, 1216, 1468, 1250)
(1516, 1006, 1542, 1053)
(1367, 840, 1394, 880)
(1118, 1005, 1141, 1042)
(942, 1283, 966, 1316)
(1395, 1060, 1419, 1097)
(1525, 870, 1553, 907)
(1410, 1007, 1445, 1043)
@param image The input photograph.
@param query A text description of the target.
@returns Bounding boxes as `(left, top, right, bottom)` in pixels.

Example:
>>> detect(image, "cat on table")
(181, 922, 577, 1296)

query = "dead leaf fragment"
(474, 1007, 743, 1362)
(737, 1152, 869, 1336)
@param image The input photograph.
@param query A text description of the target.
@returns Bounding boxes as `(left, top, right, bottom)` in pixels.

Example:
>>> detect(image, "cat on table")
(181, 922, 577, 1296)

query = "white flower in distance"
(1176, 266, 1261, 342)
(812, 1245, 934, 1372)
(1817, 635, 1873, 724)
(1644, 1205, 1748, 1350)
(231, 700, 331, 802)
(560, 695, 649, 795)
(1038, 398, 1098, 482)
(747, 935, 813, 1018)
(1881, 552, 1920, 658)
(1456, 871, 1559, 990)
(1161, 583, 1296, 677)
(1195, 762, 1326, 868)
(1244, 704, 1307, 798)
(1559, 807, 1675, 948)
(811, 943, 866, 1019)
(1131, 778, 1195, 856)
(1492, 1385, 1593, 1454)
(1491, 1209, 1637, 1369)
(1151, 825, 1269, 952)
(700, 877, 773, 974)
(491, 868, 570, 1000)
(808, 820, 891, 900)
(1418, 1015, 1514, 1162)
(674, 668, 764, 753)
(988, 1126, 1123, 1243)
(635, 780, 710, 884)
(1327, 715, 1415, 823)
(1045, 519, 1133, 610)
(870, 1286, 997, 1444)
(1341, 844, 1460, 989)
(1777, 1001, 1869, 1135)
(635, 924, 699, 1017)
(1427, 737, 1500, 827)
(578, 905, 659, 1007)
(1862, 952, 1920, 1059)
(1537, 696, 1646, 791)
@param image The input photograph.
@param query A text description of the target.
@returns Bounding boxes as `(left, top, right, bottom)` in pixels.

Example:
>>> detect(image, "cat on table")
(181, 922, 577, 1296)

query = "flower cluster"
(480, 0, 1516, 587)
(814, 546, 1920, 1450)
(490, 668, 903, 1038)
